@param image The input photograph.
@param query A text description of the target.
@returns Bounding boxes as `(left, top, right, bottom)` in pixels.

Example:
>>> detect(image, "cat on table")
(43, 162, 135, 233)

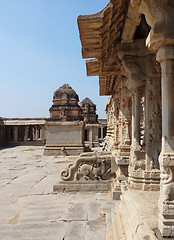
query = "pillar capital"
(156, 44, 174, 63)
(118, 39, 160, 92)
(132, 0, 174, 52)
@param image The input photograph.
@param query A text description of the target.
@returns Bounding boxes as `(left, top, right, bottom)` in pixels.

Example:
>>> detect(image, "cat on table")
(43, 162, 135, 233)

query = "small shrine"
(44, 84, 85, 156)
(80, 98, 99, 147)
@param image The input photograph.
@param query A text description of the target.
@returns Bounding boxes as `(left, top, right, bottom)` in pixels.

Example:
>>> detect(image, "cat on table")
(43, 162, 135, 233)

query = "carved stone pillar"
(111, 79, 131, 200)
(157, 46, 174, 236)
(131, 88, 142, 165)
(14, 126, 18, 142)
(115, 78, 131, 174)
(119, 78, 132, 147)
(145, 77, 161, 171)
(105, 96, 118, 151)
(131, 0, 174, 236)
(119, 40, 161, 190)
(115, 95, 121, 149)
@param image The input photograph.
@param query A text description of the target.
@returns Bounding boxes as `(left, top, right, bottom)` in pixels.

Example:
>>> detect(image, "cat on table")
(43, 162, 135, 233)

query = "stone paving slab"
(65, 221, 86, 240)
(0, 146, 120, 240)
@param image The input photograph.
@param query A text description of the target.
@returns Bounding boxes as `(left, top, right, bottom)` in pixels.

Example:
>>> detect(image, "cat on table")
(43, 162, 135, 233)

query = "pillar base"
(158, 215, 174, 238)
(129, 168, 161, 190)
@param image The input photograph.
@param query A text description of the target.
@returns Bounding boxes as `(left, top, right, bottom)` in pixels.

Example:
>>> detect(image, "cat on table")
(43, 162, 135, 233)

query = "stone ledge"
(53, 180, 112, 193)
(44, 146, 84, 156)
(45, 121, 84, 126)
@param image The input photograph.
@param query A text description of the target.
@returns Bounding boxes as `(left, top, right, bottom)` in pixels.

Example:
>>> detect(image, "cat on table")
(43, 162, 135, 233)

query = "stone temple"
(0, 84, 106, 154)
(75, 0, 174, 238)
(80, 97, 100, 148)
(44, 84, 85, 156)
(1, 0, 174, 239)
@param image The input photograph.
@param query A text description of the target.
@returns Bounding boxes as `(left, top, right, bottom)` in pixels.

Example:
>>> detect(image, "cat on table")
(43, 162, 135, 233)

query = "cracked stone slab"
(0, 222, 69, 240)
(85, 216, 106, 240)
(87, 202, 101, 221)
(64, 221, 86, 240)
(62, 203, 87, 221)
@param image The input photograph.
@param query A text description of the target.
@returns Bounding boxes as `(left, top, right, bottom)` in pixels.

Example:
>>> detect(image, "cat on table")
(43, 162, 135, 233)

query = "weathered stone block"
(53, 180, 112, 193)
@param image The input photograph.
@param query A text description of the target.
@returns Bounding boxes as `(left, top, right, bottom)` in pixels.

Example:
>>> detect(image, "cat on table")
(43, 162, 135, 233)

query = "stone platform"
(0, 146, 119, 240)
(112, 182, 160, 240)
(44, 145, 84, 156)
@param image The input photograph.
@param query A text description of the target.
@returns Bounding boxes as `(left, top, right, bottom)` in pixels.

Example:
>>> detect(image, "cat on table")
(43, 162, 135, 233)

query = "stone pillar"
(41, 126, 45, 142)
(35, 127, 37, 140)
(157, 45, 174, 236)
(14, 126, 18, 142)
(119, 41, 161, 190)
(0, 124, 3, 145)
(145, 84, 152, 170)
(32, 127, 35, 140)
(24, 126, 29, 142)
(101, 126, 104, 141)
(35, 126, 39, 140)
(131, 88, 141, 162)
(89, 127, 93, 148)
(21, 127, 25, 141)
(110, 82, 131, 200)
(117, 78, 132, 153)
(7, 127, 11, 141)
(145, 77, 161, 171)
(105, 96, 117, 151)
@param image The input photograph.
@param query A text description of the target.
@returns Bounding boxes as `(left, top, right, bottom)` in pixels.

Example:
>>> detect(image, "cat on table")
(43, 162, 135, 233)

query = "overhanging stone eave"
(120, 0, 142, 43)
(77, 2, 113, 60)
(77, 2, 112, 21)
(99, 72, 121, 96)
(86, 58, 122, 77)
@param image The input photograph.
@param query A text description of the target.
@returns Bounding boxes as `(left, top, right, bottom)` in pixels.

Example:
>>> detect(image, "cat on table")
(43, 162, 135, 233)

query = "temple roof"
(80, 98, 96, 108)
(77, 0, 141, 96)
(53, 84, 79, 101)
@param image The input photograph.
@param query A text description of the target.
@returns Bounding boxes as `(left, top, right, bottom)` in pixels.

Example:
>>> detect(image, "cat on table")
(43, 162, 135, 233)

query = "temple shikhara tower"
(77, 0, 174, 238)
(80, 97, 100, 147)
(49, 84, 82, 121)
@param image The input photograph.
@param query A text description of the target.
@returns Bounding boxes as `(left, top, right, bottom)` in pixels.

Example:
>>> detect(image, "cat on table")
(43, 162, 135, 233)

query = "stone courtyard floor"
(0, 146, 119, 240)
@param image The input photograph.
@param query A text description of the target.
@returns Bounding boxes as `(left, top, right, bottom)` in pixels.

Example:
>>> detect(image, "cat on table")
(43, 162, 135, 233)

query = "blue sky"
(0, 0, 109, 119)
